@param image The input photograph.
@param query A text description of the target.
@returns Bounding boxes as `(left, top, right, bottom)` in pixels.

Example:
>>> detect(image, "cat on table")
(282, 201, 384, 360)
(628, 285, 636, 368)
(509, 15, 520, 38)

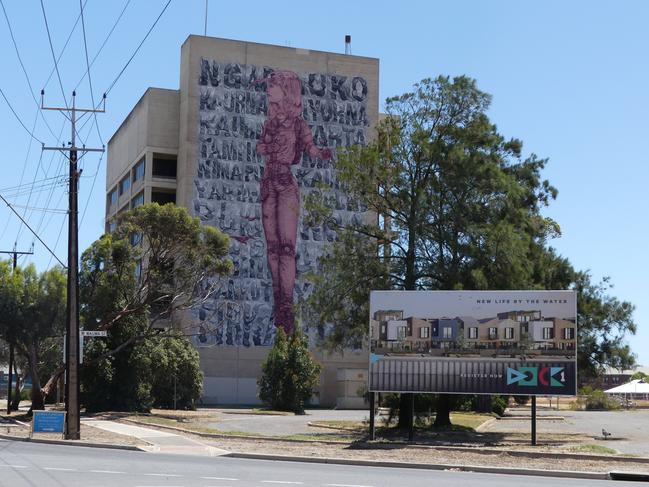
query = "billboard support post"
(531, 396, 537, 446)
(368, 393, 375, 441)
(407, 394, 414, 441)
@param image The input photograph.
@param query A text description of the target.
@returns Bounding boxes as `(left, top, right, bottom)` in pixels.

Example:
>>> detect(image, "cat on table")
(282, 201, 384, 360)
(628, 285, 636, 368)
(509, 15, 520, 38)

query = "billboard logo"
(506, 367, 565, 387)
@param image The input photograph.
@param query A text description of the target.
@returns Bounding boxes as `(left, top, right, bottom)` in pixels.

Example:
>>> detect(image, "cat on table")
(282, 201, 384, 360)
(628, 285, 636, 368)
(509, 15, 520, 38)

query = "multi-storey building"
(106, 35, 379, 407)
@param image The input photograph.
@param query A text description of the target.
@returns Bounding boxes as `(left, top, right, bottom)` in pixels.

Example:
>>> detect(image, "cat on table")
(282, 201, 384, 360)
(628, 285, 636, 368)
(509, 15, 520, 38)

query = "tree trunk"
(10, 375, 22, 411)
(434, 394, 452, 427)
(397, 393, 412, 429)
(27, 344, 45, 412)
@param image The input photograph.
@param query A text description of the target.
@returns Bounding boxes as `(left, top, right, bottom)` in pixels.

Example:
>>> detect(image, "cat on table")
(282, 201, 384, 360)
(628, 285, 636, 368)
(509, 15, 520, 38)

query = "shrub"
(258, 327, 321, 414)
(583, 389, 620, 410)
(491, 395, 508, 416)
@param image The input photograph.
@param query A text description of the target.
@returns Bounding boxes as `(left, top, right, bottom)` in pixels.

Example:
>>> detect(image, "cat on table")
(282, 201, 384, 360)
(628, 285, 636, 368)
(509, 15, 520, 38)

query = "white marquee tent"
(604, 379, 649, 395)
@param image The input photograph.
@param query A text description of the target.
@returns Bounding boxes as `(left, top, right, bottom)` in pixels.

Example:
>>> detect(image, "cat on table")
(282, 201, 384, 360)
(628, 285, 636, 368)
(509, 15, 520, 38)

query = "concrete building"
(106, 35, 380, 407)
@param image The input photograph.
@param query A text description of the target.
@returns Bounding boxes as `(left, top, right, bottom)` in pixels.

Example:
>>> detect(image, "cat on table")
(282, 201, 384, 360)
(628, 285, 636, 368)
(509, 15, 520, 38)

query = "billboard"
(193, 59, 370, 347)
(369, 291, 577, 396)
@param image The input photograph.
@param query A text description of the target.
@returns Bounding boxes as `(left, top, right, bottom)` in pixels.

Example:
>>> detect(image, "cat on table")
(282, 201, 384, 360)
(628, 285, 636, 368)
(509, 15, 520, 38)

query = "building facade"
(106, 36, 379, 407)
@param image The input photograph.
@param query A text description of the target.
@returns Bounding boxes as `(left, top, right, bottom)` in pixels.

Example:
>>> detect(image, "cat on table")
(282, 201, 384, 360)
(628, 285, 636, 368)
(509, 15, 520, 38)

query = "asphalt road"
(489, 409, 649, 455)
(0, 440, 638, 487)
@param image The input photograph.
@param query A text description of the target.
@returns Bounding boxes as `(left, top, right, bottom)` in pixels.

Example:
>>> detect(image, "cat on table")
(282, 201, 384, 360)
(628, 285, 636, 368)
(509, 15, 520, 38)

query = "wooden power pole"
(41, 90, 104, 439)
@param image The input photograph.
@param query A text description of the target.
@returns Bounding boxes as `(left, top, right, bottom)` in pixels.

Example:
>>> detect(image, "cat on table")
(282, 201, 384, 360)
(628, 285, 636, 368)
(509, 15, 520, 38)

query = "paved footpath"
(82, 419, 228, 456)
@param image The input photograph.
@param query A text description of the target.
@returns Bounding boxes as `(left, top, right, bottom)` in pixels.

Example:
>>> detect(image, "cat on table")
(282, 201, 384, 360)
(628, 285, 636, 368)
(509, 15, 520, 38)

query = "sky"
(0, 1, 647, 364)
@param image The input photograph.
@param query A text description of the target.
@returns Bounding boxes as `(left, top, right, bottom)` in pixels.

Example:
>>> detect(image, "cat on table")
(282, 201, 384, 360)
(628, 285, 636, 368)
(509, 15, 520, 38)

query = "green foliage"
(0, 261, 66, 410)
(582, 389, 620, 411)
(258, 328, 322, 414)
(491, 395, 508, 416)
(79, 203, 231, 412)
(305, 74, 638, 412)
(631, 371, 648, 381)
(81, 332, 202, 412)
(576, 273, 637, 380)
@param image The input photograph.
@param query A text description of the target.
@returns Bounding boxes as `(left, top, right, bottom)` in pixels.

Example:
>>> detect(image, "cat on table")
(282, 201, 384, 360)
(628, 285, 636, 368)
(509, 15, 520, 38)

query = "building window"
(135, 259, 142, 280)
(564, 328, 575, 340)
(152, 190, 176, 205)
(468, 327, 478, 339)
(542, 327, 554, 340)
(108, 220, 117, 233)
(131, 191, 144, 208)
(108, 187, 118, 206)
(420, 327, 430, 338)
(133, 157, 145, 182)
(397, 326, 407, 340)
(504, 327, 514, 340)
(119, 175, 131, 195)
(130, 232, 143, 246)
(443, 327, 453, 339)
(152, 154, 177, 179)
(488, 327, 498, 340)
(381, 325, 386, 335)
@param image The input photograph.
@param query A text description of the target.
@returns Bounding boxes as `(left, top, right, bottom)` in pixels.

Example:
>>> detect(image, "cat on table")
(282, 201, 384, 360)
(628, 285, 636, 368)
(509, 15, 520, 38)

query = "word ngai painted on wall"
(192, 59, 369, 347)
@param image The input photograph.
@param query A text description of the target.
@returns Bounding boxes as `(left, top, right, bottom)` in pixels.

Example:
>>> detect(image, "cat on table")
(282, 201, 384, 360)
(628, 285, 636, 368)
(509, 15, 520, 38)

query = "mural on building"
(193, 59, 369, 346)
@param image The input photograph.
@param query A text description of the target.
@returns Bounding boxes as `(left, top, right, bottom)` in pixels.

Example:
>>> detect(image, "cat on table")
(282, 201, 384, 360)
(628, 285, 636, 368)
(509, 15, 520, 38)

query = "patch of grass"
(448, 412, 493, 430)
(568, 444, 619, 455)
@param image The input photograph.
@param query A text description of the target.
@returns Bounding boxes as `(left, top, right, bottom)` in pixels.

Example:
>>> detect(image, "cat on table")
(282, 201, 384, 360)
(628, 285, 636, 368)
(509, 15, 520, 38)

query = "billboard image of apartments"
(369, 291, 577, 396)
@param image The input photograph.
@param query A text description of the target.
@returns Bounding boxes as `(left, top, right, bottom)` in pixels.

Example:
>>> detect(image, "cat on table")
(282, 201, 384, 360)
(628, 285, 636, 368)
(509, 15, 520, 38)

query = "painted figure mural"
(194, 59, 369, 347)
(256, 71, 332, 334)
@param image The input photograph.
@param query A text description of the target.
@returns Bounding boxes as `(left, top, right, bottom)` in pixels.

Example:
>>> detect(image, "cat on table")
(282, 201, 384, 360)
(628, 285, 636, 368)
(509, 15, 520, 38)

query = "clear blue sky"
(1, 1, 647, 364)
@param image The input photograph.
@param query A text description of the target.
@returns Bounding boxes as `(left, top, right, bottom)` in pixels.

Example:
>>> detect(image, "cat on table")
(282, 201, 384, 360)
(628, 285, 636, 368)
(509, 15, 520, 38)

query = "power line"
(78, 0, 104, 146)
(80, 151, 104, 227)
(0, 0, 59, 142)
(0, 192, 65, 267)
(15, 150, 45, 243)
(39, 0, 69, 109)
(0, 87, 44, 144)
(43, 0, 88, 91)
(74, 0, 132, 92)
(104, 0, 173, 96)
(0, 107, 39, 242)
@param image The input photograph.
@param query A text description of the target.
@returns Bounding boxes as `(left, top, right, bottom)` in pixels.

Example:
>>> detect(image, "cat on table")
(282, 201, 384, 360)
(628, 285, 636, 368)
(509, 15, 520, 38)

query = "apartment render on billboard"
(369, 290, 577, 396)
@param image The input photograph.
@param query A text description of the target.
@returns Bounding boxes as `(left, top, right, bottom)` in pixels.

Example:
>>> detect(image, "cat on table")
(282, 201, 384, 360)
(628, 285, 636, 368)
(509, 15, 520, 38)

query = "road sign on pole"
(80, 330, 107, 337)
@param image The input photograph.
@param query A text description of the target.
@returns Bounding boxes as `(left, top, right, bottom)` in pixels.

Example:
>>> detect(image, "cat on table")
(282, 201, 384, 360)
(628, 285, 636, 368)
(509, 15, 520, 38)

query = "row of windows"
(108, 154, 177, 210)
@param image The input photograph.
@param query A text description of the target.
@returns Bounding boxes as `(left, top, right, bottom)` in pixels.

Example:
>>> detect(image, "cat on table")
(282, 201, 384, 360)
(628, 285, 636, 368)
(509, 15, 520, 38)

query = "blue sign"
(32, 411, 65, 434)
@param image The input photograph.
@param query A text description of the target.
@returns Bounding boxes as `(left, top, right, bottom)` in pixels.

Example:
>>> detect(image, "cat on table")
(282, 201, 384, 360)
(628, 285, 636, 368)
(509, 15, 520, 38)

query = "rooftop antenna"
(204, 0, 208, 36)
(345, 34, 352, 55)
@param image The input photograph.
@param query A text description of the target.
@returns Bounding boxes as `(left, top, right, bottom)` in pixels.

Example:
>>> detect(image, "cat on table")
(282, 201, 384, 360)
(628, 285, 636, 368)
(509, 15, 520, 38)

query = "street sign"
(81, 330, 107, 337)
(31, 410, 66, 438)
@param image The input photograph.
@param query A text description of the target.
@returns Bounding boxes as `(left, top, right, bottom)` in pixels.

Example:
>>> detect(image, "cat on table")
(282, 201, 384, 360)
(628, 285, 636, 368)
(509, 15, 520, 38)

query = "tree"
(75, 203, 231, 411)
(0, 261, 66, 411)
(81, 330, 203, 412)
(307, 75, 559, 427)
(258, 327, 322, 414)
(305, 75, 637, 427)
(576, 272, 637, 380)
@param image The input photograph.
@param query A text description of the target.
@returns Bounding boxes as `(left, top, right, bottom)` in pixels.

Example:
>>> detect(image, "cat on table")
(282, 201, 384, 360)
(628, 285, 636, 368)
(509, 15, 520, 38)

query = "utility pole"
(0, 245, 34, 415)
(42, 90, 104, 440)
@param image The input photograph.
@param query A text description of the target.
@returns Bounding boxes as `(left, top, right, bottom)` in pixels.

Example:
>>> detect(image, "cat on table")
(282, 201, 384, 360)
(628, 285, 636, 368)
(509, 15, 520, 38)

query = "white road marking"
(261, 482, 303, 485)
(143, 472, 182, 477)
(326, 484, 374, 487)
(43, 467, 77, 471)
(201, 477, 239, 481)
(0, 465, 27, 469)
(89, 469, 126, 474)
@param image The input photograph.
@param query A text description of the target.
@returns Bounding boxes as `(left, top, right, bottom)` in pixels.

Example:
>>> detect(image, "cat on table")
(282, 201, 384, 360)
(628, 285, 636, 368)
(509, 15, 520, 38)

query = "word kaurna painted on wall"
(193, 60, 369, 347)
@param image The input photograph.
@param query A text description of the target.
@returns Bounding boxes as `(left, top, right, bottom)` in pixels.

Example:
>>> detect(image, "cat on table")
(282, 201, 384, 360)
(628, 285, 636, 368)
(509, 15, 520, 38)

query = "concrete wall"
(105, 88, 180, 220)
